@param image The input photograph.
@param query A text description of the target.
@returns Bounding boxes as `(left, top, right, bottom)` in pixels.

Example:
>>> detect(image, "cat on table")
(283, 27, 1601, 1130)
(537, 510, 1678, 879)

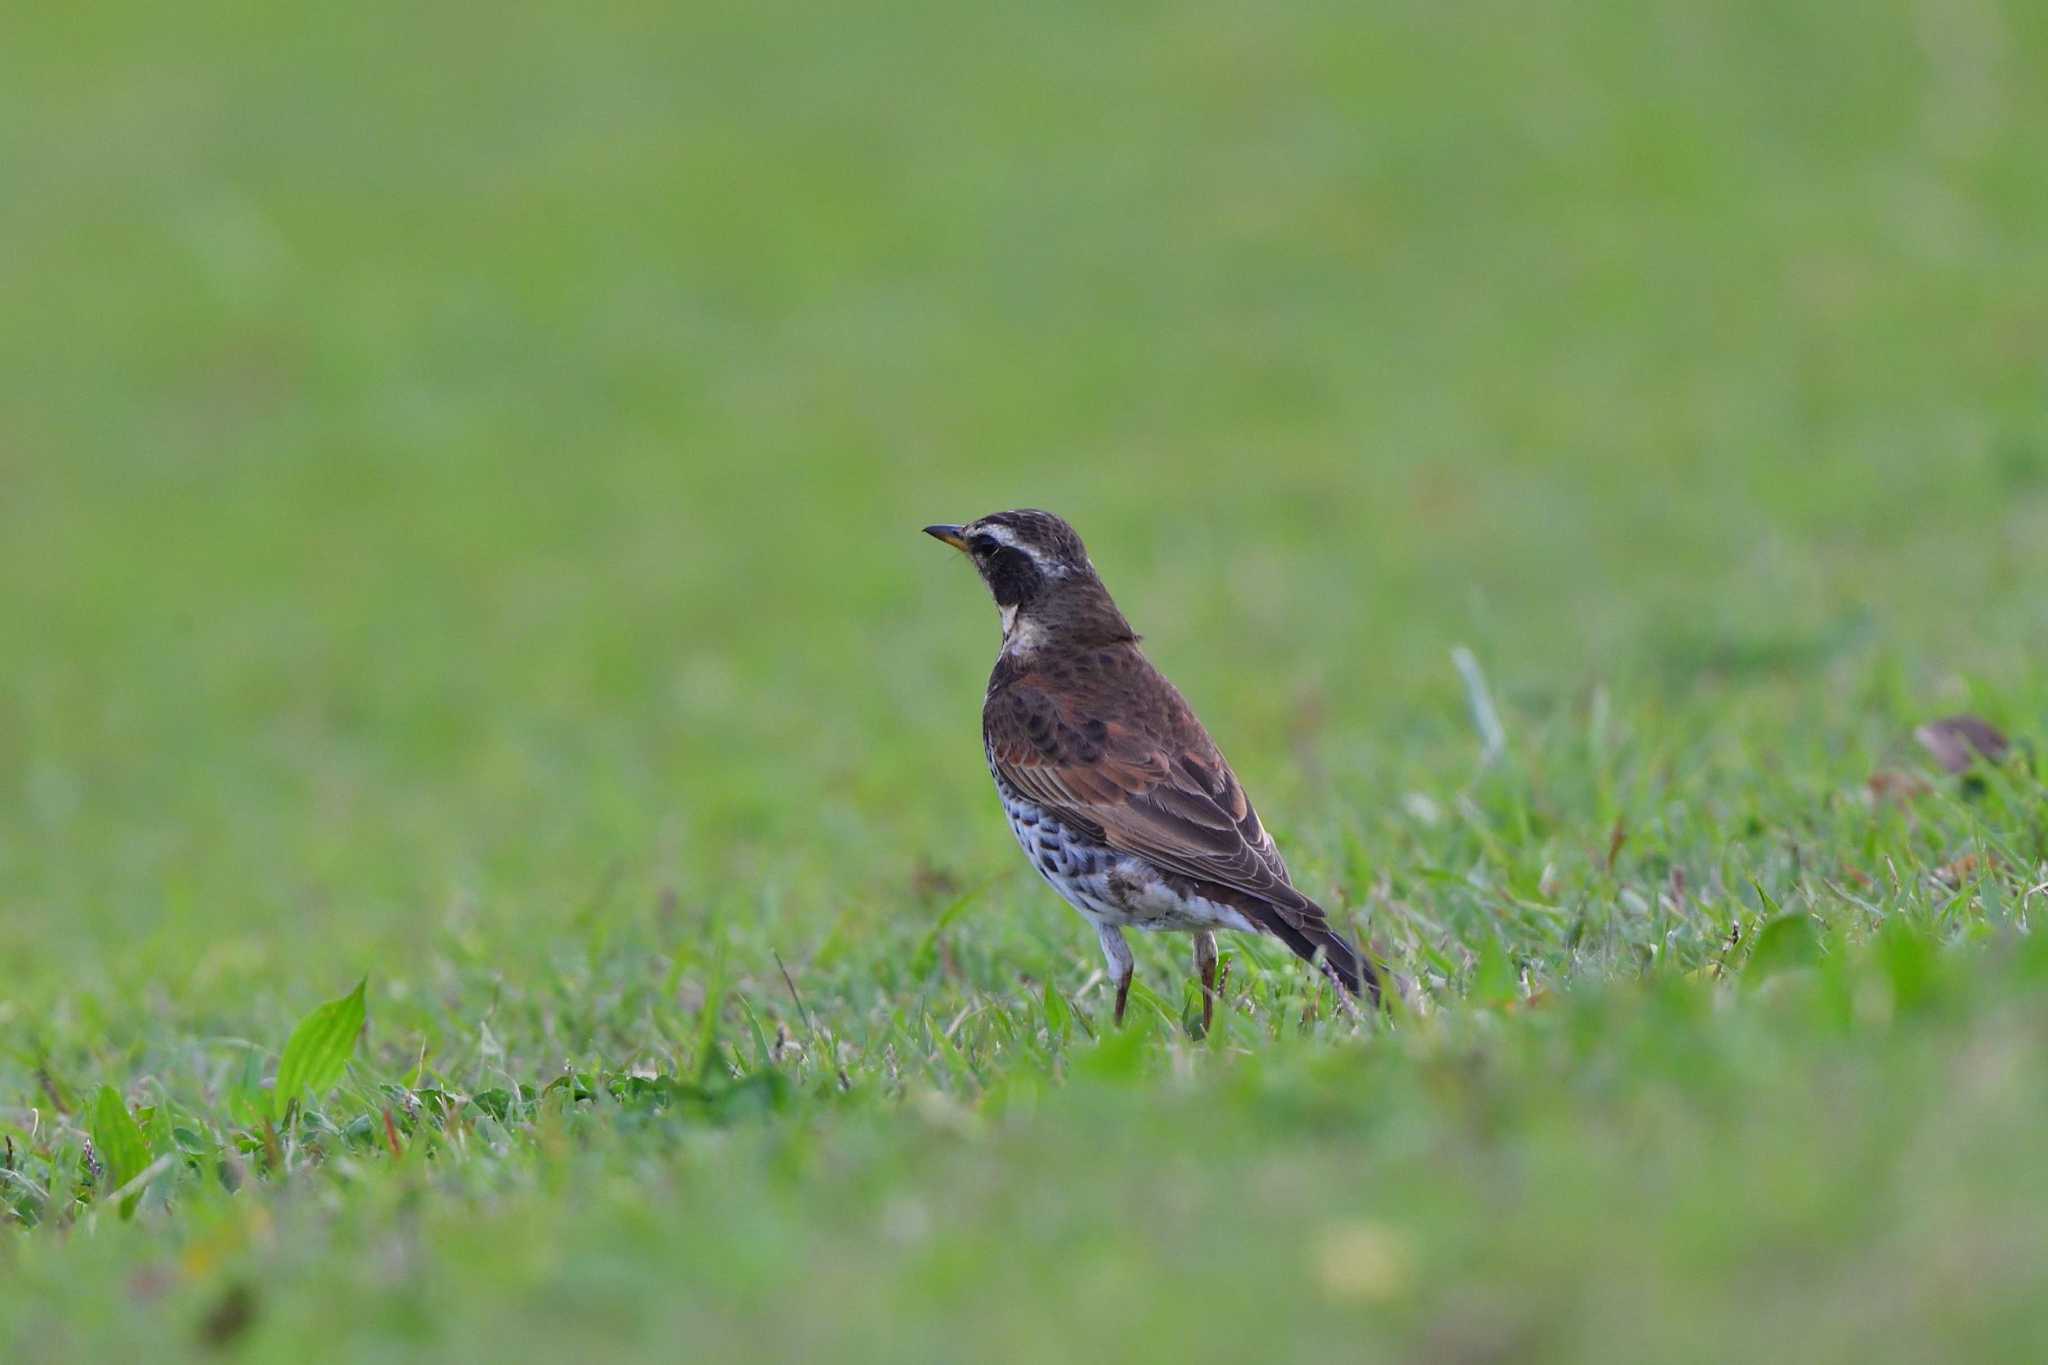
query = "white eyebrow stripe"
(970, 520, 1070, 576)
(974, 523, 1023, 549)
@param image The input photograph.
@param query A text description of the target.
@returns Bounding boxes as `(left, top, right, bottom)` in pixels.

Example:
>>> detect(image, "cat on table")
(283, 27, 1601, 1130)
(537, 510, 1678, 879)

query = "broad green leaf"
(1042, 979, 1068, 1037)
(274, 977, 368, 1121)
(1471, 937, 1518, 1005)
(713, 1070, 788, 1121)
(90, 1086, 151, 1219)
(1878, 921, 1938, 1013)
(1073, 1019, 1149, 1082)
(470, 1088, 514, 1123)
(1747, 915, 1820, 979)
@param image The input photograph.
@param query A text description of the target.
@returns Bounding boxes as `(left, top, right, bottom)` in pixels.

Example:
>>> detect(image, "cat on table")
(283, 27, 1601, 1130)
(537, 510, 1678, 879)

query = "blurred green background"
(7, 0, 2042, 987)
(4, 0, 2047, 1358)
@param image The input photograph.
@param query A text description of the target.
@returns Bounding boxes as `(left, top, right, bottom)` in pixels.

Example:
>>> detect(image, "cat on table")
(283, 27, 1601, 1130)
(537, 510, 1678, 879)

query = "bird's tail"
(1263, 900, 1384, 1009)
(1302, 924, 1384, 1009)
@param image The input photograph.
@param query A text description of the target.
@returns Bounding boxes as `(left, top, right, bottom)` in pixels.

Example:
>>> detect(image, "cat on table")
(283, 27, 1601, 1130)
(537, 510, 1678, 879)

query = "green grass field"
(6, 0, 2048, 1357)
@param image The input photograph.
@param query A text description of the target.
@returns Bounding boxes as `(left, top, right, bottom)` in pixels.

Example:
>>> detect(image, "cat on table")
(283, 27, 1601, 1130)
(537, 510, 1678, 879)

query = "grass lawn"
(5, 0, 2048, 1358)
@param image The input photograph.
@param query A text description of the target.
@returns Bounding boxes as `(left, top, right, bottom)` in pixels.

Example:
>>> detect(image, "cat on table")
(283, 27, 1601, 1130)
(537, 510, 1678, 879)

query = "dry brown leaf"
(1933, 851, 2001, 888)
(1867, 770, 1933, 804)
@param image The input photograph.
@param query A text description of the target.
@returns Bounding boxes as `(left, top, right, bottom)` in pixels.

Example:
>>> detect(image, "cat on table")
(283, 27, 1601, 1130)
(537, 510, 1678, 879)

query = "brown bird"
(924, 509, 1381, 1029)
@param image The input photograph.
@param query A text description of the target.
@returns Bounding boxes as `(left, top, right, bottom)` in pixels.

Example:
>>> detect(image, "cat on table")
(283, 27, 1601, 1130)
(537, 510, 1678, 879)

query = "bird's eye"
(969, 535, 1000, 555)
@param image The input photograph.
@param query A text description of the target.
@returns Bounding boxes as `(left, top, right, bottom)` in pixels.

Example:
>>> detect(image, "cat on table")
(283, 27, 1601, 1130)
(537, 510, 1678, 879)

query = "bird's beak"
(922, 524, 970, 551)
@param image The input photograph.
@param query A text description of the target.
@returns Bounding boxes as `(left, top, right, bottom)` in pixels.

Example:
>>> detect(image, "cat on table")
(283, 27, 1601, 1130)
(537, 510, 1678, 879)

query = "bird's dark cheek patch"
(982, 547, 1043, 606)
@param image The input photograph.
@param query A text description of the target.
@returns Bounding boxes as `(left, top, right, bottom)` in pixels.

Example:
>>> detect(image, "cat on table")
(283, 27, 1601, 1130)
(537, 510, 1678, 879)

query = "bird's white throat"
(999, 604, 1048, 655)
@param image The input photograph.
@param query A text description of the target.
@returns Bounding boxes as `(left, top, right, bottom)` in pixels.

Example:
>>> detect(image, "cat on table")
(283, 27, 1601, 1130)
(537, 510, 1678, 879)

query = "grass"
(4, 0, 2048, 1357)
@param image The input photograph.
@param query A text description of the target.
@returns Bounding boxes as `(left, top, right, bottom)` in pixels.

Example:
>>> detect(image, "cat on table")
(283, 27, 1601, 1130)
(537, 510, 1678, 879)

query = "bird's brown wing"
(985, 671, 1302, 907)
(987, 663, 1381, 1004)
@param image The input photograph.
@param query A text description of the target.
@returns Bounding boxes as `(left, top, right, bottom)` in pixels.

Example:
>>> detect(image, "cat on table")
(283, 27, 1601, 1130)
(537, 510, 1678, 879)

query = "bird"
(923, 509, 1382, 1030)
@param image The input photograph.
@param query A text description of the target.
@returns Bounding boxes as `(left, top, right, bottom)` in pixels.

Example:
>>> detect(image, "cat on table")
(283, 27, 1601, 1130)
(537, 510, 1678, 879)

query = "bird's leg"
(1098, 924, 1134, 1027)
(1194, 931, 1219, 1036)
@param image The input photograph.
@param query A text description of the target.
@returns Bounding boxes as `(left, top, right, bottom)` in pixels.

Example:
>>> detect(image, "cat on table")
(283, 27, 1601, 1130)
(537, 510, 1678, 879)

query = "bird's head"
(923, 509, 1135, 652)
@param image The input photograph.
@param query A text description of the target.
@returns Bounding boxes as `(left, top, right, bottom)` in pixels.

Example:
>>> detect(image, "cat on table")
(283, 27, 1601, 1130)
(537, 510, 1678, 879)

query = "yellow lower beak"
(922, 524, 970, 551)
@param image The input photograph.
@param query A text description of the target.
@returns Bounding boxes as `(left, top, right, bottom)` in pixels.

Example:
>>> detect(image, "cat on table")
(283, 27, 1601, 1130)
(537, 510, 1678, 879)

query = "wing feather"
(986, 677, 1301, 907)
